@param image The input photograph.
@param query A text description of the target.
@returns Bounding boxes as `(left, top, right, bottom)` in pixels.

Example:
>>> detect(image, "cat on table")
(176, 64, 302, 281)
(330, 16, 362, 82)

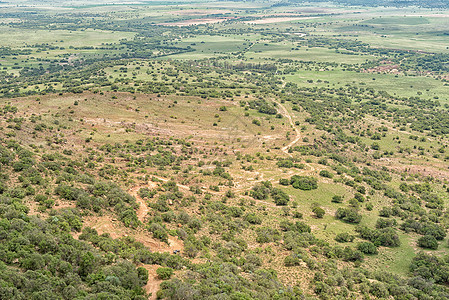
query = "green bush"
(335, 208, 362, 224)
(319, 170, 333, 178)
(271, 188, 289, 206)
(256, 227, 281, 243)
(417, 235, 438, 250)
(357, 242, 378, 254)
(290, 175, 318, 190)
(356, 226, 401, 247)
(250, 182, 271, 200)
(335, 233, 354, 243)
(284, 254, 301, 266)
(279, 178, 289, 186)
(331, 195, 343, 203)
(156, 267, 174, 280)
(312, 207, 325, 218)
(252, 119, 261, 126)
(245, 213, 262, 225)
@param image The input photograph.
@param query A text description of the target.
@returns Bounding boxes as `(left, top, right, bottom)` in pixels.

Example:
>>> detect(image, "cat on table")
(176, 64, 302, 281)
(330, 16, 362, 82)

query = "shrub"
(375, 228, 401, 247)
(284, 254, 301, 267)
(293, 221, 311, 233)
(279, 178, 289, 186)
(250, 183, 271, 200)
(342, 247, 364, 262)
(419, 223, 446, 240)
(379, 206, 393, 217)
(271, 188, 289, 206)
(312, 207, 325, 218)
(256, 227, 281, 243)
(417, 235, 438, 250)
(335, 208, 362, 224)
(290, 175, 318, 190)
(319, 170, 333, 178)
(354, 192, 365, 202)
(335, 233, 354, 243)
(410, 252, 449, 284)
(356, 226, 401, 247)
(293, 211, 303, 219)
(245, 213, 262, 225)
(149, 223, 168, 243)
(137, 267, 149, 284)
(252, 119, 261, 126)
(277, 159, 294, 168)
(331, 195, 343, 203)
(375, 218, 396, 229)
(118, 208, 140, 228)
(156, 267, 174, 280)
(357, 242, 378, 255)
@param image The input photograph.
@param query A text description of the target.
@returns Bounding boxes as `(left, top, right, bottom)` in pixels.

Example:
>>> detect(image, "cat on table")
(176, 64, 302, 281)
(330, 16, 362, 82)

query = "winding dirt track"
(128, 182, 184, 299)
(129, 185, 154, 223)
(141, 265, 163, 300)
(128, 183, 184, 253)
(273, 99, 301, 156)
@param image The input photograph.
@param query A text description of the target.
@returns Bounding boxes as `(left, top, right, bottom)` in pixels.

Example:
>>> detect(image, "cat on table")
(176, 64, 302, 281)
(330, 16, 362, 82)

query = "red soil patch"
(169, 9, 232, 16)
(363, 60, 401, 74)
(141, 264, 164, 300)
(158, 17, 233, 26)
(78, 214, 184, 253)
(245, 16, 318, 24)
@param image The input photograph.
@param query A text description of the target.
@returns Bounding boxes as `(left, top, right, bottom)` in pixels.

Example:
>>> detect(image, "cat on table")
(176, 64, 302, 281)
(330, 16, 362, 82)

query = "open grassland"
(284, 69, 449, 103)
(0, 27, 135, 47)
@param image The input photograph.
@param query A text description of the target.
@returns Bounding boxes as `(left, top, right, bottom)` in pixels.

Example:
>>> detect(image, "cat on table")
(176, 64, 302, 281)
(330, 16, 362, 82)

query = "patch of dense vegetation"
(0, 204, 149, 299)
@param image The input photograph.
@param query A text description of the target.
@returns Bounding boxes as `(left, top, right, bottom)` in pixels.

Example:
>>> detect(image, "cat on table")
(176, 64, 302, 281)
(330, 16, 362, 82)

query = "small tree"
(252, 119, 261, 126)
(332, 195, 343, 203)
(312, 207, 325, 218)
(335, 207, 362, 224)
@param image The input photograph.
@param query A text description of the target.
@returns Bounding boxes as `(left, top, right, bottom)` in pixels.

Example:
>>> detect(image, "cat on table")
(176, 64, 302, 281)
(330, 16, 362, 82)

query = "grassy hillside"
(0, 1, 448, 299)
